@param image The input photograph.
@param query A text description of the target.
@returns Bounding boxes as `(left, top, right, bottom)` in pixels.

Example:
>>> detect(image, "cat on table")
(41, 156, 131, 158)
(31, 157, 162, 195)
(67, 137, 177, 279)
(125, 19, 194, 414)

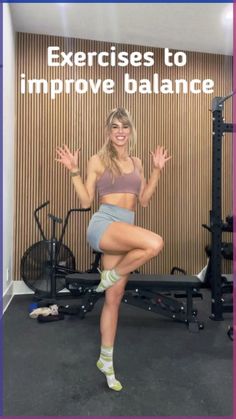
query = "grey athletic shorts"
(87, 203, 135, 253)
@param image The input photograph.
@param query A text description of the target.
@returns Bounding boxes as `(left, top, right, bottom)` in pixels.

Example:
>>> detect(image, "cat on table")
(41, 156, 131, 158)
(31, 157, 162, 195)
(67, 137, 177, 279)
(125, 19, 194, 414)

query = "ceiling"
(10, 3, 233, 55)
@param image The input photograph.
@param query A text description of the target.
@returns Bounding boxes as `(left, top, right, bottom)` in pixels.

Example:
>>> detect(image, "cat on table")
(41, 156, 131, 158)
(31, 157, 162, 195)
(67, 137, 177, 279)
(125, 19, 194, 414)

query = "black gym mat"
(3, 290, 233, 416)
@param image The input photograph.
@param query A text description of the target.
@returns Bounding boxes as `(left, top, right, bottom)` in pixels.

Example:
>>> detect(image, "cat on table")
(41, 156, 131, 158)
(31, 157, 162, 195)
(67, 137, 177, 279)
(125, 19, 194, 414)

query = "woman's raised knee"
(148, 235, 164, 257)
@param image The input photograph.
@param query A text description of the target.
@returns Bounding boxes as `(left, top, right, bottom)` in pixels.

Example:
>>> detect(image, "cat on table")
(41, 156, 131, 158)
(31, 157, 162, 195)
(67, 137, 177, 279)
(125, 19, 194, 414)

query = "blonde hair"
(98, 107, 137, 177)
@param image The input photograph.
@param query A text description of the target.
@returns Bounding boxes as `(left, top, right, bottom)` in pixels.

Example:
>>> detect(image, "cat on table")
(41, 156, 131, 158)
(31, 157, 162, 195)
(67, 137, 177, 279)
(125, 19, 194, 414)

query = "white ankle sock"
(96, 345, 122, 391)
(96, 269, 121, 293)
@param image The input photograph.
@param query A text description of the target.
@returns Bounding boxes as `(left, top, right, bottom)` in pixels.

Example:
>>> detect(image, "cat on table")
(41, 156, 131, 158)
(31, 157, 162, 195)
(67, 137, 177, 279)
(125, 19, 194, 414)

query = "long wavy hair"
(98, 107, 137, 177)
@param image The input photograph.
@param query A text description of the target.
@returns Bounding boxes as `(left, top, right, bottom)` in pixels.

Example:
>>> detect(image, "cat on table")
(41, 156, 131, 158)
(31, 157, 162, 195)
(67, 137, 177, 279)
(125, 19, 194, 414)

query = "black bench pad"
(66, 273, 201, 291)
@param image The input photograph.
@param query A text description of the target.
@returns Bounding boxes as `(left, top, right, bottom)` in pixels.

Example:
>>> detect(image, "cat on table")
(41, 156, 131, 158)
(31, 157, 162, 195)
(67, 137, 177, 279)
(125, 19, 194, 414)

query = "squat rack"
(209, 93, 235, 320)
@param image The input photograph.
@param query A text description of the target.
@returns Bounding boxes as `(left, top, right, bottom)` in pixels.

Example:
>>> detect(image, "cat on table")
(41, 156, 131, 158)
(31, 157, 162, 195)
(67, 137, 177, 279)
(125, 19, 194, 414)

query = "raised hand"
(56, 145, 80, 172)
(150, 146, 171, 171)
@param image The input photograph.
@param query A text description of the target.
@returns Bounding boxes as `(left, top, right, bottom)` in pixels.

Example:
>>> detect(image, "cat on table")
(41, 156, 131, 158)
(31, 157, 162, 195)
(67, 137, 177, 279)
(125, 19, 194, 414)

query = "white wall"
(3, 4, 16, 311)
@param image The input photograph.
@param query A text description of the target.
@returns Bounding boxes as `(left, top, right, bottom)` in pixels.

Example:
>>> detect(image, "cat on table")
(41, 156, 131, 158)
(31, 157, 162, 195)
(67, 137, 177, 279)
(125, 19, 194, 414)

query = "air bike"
(20, 201, 101, 300)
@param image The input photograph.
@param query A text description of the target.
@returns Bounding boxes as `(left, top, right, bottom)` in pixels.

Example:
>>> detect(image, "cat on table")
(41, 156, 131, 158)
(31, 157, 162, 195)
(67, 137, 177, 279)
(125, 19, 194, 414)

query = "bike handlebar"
(34, 201, 50, 240)
(58, 208, 91, 243)
(34, 201, 50, 215)
(34, 202, 91, 241)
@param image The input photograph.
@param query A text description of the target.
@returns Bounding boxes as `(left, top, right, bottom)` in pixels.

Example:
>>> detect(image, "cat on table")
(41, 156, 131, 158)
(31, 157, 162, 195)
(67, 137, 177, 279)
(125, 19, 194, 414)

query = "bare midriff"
(100, 193, 137, 211)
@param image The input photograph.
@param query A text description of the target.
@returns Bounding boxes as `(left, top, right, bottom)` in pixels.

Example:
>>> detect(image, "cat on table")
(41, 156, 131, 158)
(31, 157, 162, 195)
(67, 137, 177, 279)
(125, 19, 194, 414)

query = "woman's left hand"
(150, 146, 171, 171)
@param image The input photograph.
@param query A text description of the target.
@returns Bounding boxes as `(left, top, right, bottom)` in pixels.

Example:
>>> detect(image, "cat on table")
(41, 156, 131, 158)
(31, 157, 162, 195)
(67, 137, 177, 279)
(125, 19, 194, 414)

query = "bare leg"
(100, 253, 128, 347)
(97, 253, 128, 391)
(97, 225, 163, 390)
(99, 222, 164, 277)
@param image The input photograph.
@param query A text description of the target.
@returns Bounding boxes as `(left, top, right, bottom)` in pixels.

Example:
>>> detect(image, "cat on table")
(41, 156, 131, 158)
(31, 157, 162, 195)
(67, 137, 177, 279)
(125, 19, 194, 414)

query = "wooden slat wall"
(14, 33, 232, 279)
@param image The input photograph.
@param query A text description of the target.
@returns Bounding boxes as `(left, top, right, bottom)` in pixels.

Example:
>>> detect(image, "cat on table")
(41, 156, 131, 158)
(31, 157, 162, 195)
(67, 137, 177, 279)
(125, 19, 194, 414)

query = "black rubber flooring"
(3, 290, 233, 416)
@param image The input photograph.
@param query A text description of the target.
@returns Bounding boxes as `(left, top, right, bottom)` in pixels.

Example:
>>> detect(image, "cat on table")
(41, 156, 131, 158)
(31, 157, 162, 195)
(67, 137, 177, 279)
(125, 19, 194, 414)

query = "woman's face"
(109, 118, 131, 148)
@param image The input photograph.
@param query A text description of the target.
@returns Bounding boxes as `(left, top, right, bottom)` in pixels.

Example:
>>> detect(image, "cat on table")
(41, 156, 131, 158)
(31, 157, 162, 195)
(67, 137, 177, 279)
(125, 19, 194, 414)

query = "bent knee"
(148, 235, 164, 257)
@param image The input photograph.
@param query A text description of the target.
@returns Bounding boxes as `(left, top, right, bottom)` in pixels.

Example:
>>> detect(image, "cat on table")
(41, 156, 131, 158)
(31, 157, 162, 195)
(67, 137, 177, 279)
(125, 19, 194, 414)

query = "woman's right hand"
(56, 145, 80, 172)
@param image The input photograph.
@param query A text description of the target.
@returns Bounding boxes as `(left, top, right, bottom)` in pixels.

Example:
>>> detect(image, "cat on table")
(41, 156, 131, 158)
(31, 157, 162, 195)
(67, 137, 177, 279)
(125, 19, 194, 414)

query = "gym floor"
(3, 290, 233, 416)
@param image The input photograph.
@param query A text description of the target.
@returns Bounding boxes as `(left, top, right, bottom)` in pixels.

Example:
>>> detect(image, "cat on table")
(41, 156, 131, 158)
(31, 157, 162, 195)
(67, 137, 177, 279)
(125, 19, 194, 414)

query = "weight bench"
(65, 273, 204, 332)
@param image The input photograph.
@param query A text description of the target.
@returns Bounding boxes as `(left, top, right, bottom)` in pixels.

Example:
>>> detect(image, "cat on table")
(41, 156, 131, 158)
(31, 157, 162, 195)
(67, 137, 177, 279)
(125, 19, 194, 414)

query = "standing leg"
(97, 253, 128, 391)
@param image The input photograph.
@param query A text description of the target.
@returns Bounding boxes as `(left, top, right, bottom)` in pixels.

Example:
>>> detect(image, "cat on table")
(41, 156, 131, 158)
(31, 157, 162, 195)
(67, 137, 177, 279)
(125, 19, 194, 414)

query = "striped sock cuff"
(101, 345, 113, 357)
(110, 269, 120, 280)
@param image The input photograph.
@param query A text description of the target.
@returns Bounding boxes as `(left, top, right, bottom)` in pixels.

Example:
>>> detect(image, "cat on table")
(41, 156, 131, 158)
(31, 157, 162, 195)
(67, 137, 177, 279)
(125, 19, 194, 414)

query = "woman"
(56, 108, 171, 392)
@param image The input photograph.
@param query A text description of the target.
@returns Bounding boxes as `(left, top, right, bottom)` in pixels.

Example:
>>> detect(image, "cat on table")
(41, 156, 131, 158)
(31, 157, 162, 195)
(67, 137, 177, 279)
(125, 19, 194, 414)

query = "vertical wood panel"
(14, 33, 232, 280)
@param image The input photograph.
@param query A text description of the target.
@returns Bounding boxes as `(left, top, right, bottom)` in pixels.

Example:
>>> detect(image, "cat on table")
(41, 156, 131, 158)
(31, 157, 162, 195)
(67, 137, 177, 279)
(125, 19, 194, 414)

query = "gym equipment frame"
(66, 273, 203, 332)
(208, 93, 235, 320)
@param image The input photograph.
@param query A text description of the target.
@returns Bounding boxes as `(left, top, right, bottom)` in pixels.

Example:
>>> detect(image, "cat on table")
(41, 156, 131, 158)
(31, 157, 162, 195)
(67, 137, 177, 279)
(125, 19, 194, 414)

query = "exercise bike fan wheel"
(20, 240, 75, 296)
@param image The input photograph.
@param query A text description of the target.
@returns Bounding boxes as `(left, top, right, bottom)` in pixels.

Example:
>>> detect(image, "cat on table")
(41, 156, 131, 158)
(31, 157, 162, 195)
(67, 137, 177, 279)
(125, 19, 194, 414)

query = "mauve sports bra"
(96, 158, 142, 197)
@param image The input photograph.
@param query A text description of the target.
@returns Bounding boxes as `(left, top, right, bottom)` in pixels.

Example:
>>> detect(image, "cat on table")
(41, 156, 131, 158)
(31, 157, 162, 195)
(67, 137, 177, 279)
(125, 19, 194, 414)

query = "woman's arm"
(72, 156, 99, 207)
(137, 146, 171, 208)
(56, 146, 98, 208)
